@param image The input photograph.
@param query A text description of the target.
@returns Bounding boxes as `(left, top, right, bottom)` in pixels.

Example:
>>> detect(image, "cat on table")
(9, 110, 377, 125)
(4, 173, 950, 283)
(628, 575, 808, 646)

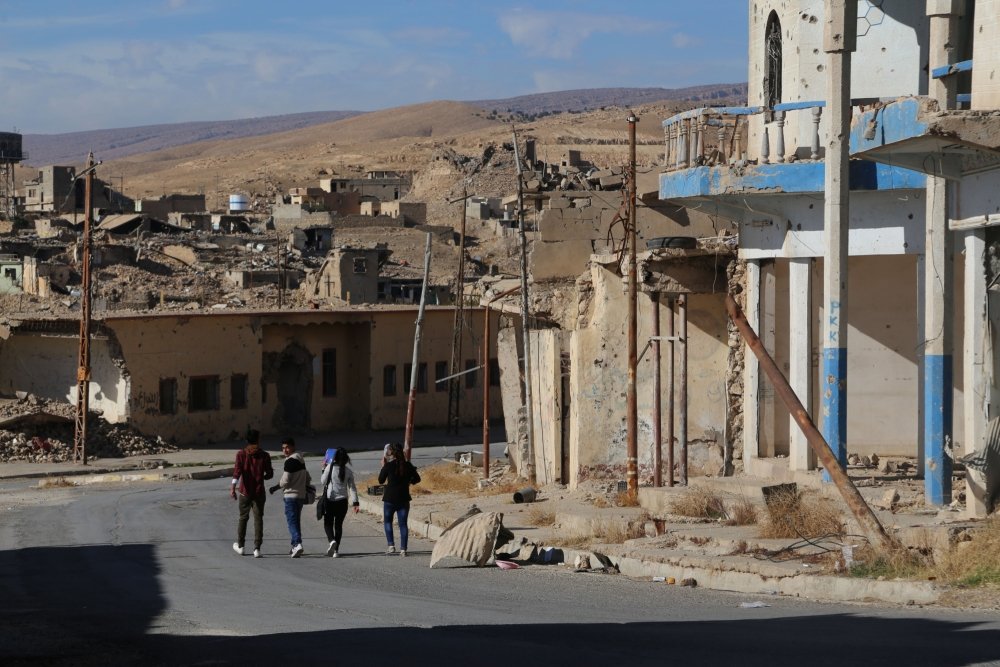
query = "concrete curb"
(356, 493, 942, 606)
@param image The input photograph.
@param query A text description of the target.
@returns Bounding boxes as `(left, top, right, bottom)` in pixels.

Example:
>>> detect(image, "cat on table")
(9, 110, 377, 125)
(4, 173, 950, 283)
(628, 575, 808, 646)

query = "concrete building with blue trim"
(659, 0, 1000, 515)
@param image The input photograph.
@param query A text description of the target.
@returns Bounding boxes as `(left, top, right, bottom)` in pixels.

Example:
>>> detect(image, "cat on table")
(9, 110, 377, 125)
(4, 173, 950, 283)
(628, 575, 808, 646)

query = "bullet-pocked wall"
(567, 263, 731, 489)
(746, 0, 928, 162)
(109, 314, 262, 443)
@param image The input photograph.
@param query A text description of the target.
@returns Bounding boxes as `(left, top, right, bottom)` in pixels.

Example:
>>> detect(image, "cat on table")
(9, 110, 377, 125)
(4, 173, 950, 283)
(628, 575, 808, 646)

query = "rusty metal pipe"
(73, 153, 96, 466)
(666, 296, 675, 486)
(725, 294, 895, 551)
(626, 112, 639, 495)
(679, 294, 688, 486)
(652, 292, 662, 487)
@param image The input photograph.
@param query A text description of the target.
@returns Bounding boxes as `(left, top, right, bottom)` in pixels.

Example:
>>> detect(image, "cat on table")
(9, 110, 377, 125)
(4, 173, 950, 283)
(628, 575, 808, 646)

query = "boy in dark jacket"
(231, 429, 273, 558)
(270, 437, 311, 558)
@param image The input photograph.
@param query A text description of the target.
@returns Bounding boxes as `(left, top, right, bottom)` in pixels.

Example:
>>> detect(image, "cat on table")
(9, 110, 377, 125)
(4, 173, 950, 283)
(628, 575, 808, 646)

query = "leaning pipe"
(725, 294, 895, 551)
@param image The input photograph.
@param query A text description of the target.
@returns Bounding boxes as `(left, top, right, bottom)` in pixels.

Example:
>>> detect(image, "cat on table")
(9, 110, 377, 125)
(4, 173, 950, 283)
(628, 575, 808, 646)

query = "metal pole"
(73, 152, 95, 465)
(448, 186, 468, 433)
(512, 126, 536, 484)
(666, 296, 675, 487)
(626, 112, 639, 495)
(726, 294, 895, 551)
(403, 232, 433, 462)
(652, 292, 662, 487)
(821, 0, 857, 482)
(679, 293, 689, 486)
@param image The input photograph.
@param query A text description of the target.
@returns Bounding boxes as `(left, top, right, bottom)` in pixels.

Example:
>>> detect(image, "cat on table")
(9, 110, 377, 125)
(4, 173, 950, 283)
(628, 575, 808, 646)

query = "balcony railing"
(931, 59, 973, 108)
(662, 102, 827, 172)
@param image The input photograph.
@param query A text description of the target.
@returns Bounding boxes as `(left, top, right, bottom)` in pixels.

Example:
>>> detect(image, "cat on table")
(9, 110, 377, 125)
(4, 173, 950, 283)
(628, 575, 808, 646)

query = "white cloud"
(166, 0, 188, 10)
(672, 32, 701, 48)
(498, 9, 669, 60)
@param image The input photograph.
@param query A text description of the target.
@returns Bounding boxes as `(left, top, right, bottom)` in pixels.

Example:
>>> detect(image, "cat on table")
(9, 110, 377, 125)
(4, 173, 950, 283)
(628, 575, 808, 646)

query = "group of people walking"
(230, 430, 420, 558)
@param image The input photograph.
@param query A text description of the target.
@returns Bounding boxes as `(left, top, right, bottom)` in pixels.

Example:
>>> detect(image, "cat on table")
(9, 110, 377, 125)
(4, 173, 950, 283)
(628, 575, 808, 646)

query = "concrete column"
(964, 230, 988, 517)
(789, 258, 816, 470)
(821, 0, 856, 482)
(760, 262, 777, 459)
(743, 260, 762, 476)
(916, 254, 926, 478)
(923, 3, 960, 505)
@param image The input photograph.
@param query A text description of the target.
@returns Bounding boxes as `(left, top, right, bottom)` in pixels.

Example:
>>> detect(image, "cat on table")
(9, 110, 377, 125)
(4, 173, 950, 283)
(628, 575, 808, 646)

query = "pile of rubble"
(0, 396, 178, 463)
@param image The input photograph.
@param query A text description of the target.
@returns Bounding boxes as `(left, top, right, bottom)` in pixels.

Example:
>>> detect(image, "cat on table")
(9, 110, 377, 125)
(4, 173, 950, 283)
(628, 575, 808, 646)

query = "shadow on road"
(1, 543, 999, 666)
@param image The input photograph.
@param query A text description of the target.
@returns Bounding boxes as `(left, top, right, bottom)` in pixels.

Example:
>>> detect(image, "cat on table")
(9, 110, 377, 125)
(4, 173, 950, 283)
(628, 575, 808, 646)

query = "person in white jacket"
(319, 448, 359, 557)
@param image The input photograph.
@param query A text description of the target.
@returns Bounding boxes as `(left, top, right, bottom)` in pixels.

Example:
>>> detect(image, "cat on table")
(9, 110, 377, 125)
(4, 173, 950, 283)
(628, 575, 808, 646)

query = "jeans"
(323, 498, 349, 546)
(383, 501, 409, 551)
(237, 493, 266, 550)
(283, 497, 304, 547)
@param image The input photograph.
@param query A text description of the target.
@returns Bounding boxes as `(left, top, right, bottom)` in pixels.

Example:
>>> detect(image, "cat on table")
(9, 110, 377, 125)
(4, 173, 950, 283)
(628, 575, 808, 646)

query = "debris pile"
(0, 397, 177, 463)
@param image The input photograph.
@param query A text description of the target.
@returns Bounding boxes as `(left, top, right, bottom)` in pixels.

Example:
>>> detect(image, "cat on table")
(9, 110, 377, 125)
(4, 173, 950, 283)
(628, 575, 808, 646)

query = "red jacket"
(233, 446, 274, 497)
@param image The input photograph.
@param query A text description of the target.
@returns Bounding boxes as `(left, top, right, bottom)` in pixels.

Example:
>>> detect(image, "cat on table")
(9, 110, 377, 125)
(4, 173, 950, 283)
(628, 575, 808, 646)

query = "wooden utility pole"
(73, 153, 96, 465)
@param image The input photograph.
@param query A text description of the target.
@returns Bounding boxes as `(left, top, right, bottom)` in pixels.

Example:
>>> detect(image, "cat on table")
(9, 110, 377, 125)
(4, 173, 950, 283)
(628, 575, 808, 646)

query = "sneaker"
(232, 543, 244, 556)
(253, 548, 261, 559)
(400, 550, 407, 557)
(326, 540, 337, 557)
(291, 544, 304, 558)
(331, 550, 339, 558)
(386, 545, 396, 555)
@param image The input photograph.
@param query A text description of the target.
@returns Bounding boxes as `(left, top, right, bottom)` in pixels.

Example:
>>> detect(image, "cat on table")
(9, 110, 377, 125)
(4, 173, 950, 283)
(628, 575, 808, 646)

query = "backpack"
(304, 484, 317, 505)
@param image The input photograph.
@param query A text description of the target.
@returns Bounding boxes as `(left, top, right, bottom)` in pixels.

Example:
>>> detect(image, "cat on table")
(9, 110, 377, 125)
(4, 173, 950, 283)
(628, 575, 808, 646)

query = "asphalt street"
(1, 454, 1000, 666)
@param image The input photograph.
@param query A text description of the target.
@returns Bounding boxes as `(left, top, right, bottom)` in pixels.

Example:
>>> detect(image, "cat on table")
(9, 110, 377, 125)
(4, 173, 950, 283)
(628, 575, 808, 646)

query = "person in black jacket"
(378, 442, 421, 556)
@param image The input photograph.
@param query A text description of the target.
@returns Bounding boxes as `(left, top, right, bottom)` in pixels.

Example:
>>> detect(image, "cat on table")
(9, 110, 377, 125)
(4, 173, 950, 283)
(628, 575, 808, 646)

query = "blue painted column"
(923, 354, 952, 504)
(820, 1, 855, 483)
(922, 6, 958, 506)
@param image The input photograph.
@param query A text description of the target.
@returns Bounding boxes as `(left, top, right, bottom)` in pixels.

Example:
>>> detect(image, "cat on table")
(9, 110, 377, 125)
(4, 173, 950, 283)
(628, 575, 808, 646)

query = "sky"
(0, 1, 749, 134)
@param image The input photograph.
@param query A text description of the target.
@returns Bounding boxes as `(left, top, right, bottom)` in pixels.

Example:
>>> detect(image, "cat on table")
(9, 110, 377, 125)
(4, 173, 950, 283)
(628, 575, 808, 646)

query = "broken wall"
(0, 332, 129, 422)
(568, 263, 731, 488)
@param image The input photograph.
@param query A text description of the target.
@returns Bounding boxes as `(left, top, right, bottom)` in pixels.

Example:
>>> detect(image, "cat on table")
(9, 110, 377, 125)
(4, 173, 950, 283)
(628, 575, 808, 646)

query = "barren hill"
(23, 110, 362, 166)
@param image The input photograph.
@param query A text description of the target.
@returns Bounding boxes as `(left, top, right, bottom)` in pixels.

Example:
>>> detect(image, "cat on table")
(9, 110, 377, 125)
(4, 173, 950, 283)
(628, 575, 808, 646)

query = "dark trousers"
(237, 493, 266, 550)
(322, 498, 349, 545)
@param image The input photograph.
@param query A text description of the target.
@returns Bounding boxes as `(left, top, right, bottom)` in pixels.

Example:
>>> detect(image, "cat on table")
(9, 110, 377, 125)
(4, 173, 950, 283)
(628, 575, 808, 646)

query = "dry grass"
(670, 488, 727, 520)
(758, 489, 845, 539)
(848, 543, 929, 580)
(478, 480, 520, 496)
(410, 462, 478, 495)
(525, 507, 556, 527)
(726, 497, 759, 526)
(933, 516, 1000, 587)
(593, 519, 647, 544)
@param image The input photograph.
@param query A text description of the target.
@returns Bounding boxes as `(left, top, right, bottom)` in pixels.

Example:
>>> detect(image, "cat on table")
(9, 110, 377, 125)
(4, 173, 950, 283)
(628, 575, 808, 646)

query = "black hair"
(281, 437, 295, 449)
(246, 428, 260, 445)
(334, 448, 351, 482)
(389, 442, 405, 475)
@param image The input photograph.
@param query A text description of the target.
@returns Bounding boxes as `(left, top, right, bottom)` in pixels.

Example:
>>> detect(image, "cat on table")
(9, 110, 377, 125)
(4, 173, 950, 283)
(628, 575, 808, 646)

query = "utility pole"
(512, 126, 536, 484)
(447, 185, 469, 434)
(403, 232, 433, 462)
(821, 0, 856, 482)
(626, 112, 639, 495)
(73, 152, 96, 465)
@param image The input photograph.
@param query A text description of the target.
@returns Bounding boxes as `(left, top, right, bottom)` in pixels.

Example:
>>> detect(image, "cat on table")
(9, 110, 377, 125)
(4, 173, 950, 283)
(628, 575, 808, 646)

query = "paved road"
(2, 462, 1000, 666)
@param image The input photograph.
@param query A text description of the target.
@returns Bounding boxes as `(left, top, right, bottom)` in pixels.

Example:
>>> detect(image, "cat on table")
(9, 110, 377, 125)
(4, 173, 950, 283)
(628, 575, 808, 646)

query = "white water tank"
(229, 194, 249, 212)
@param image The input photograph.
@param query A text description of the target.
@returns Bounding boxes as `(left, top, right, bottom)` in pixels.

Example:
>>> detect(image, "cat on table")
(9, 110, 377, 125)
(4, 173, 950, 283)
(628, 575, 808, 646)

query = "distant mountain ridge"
(23, 110, 362, 166)
(22, 84, 747, 166)
(473, 83, 748, 116)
